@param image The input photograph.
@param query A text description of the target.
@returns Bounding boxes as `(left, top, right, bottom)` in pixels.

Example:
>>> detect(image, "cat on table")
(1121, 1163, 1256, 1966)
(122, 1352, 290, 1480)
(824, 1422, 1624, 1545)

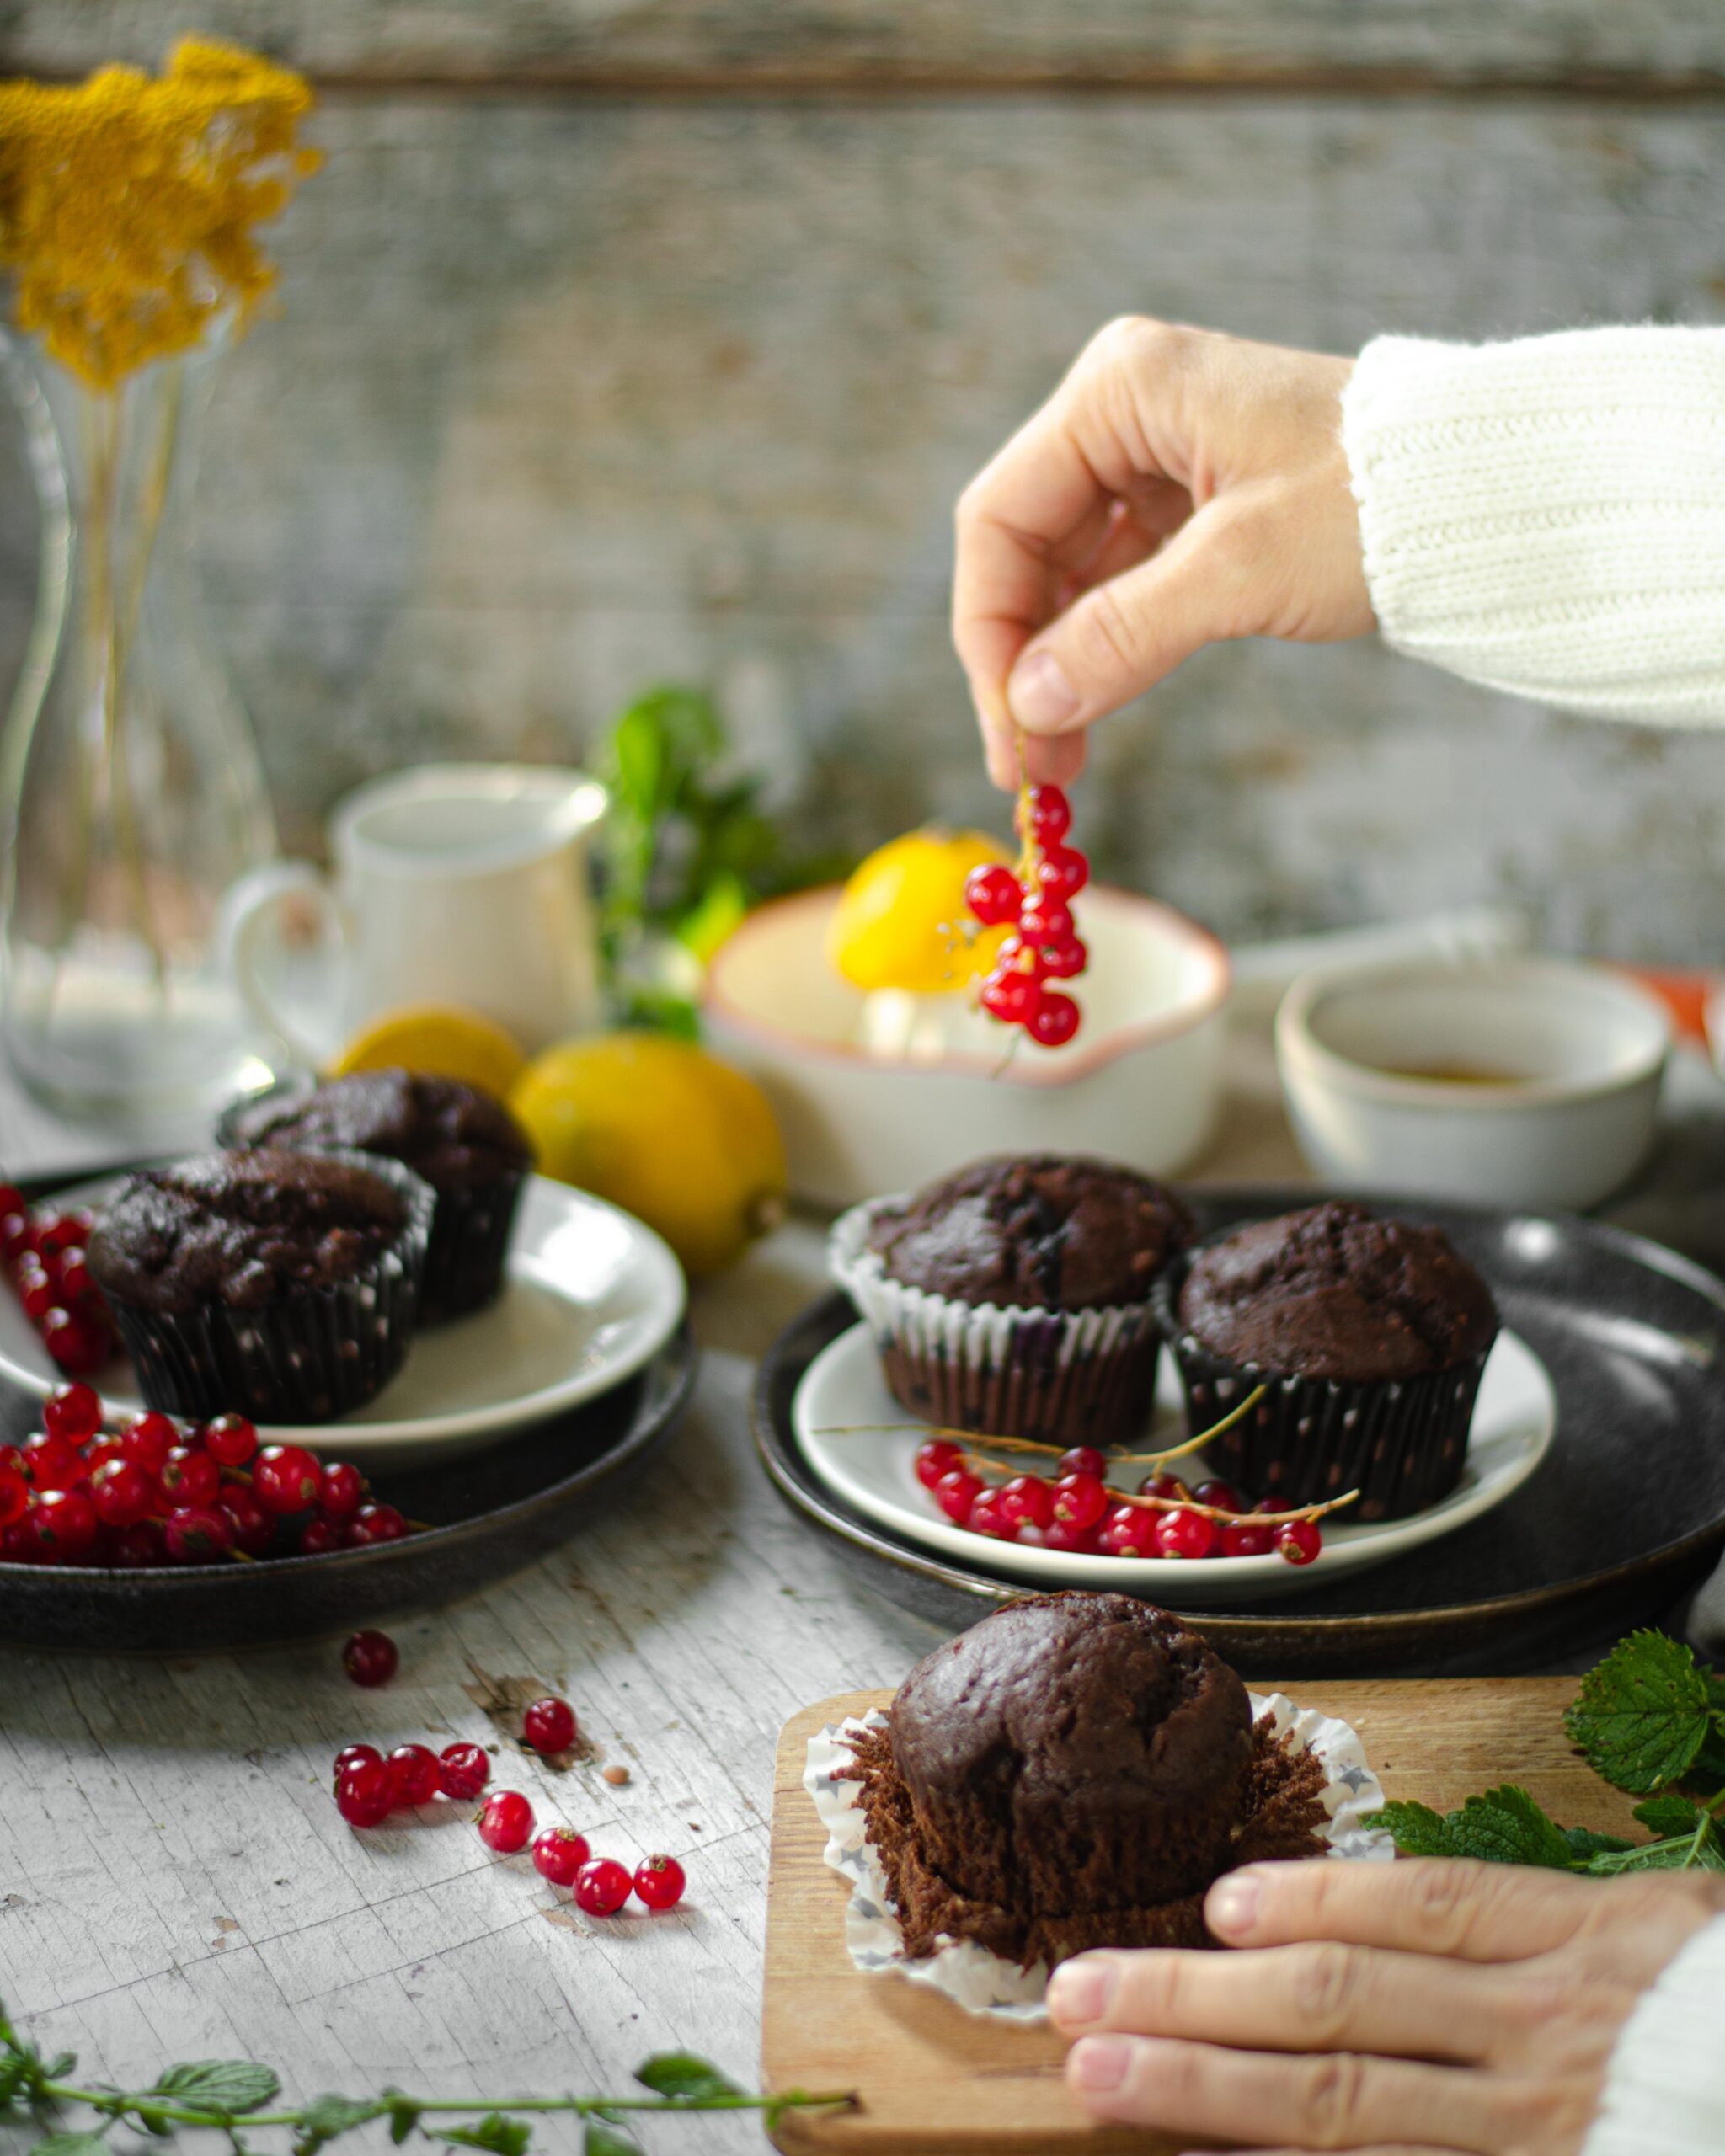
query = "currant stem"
(814, 1382, 1269, 1466)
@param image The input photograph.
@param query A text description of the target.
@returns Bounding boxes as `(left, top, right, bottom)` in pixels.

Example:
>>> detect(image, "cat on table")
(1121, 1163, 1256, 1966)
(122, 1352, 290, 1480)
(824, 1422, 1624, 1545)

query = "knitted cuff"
(1582, 1911, 1725, 2156)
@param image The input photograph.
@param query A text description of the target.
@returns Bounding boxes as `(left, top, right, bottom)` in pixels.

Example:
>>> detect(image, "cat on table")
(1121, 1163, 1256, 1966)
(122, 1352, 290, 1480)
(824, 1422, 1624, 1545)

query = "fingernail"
(1207, 1870, 1261, 1936)
(1047, 1957, 1114, 2025)
(1070, 2036, 1130, 2094)
(1007, 649, 1080, 733)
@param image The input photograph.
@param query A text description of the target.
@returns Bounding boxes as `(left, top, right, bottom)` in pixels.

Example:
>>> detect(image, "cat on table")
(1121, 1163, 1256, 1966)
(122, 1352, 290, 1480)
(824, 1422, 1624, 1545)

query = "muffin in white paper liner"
(804, 1692, 1391, 2025)
(828, 1197, 1167, 1444)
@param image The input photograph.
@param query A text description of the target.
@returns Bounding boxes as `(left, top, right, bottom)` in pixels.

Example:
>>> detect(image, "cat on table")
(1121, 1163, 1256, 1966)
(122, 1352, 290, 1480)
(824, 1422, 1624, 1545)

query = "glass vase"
(0, 334, 280, 1126)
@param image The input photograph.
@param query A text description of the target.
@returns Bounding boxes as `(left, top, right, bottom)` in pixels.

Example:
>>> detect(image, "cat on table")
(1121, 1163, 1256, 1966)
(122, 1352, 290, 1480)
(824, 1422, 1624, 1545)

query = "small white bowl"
(1275, 957, 1669, 1212)
(703, 885, 1230, 1207)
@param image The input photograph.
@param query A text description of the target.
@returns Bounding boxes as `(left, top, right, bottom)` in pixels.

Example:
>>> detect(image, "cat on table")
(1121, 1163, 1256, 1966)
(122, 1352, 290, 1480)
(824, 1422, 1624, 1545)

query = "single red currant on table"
(437, 1742, 490, 1801)
(573, 1857, 632, 1917)
(387, 1742, 441, 1807)
(531, 1826, 591, 1886)
(334, 1743, 383, 1783)
(633, 1854, 686, 1910)
(477, 1790, 535, 1854)
(341, 1630, 399, 1688)
(521, 1696, 577, 1753)
(336, 1758, 395, 1829)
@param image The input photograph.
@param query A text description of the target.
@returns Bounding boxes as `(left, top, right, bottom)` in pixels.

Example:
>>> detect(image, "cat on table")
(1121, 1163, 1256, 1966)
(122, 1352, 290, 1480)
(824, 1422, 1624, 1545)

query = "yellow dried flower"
(0, 37, 320, 388)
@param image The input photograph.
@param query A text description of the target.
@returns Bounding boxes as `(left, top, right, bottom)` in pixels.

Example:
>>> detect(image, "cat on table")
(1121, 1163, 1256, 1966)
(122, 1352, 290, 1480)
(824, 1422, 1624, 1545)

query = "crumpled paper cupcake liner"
(804, 1693, 1391, 2024)
(829, 1198, 1164, 1445)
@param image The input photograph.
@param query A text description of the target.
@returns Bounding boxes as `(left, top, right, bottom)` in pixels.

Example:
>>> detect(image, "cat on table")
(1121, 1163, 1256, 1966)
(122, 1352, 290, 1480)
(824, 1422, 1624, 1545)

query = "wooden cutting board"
(761, 1678, 1639, 2154)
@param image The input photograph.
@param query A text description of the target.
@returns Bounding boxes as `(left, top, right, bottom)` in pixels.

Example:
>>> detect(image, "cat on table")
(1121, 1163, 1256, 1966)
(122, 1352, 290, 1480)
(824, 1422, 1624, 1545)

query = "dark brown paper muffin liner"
(1151, 1258, 1493, 1522)
(104, 1151, 435, 1425)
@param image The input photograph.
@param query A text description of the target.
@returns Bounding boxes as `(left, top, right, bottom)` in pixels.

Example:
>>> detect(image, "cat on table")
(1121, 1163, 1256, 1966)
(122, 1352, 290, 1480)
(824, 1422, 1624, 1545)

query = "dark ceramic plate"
(753, 1188, 1725, 1678)
(0, 1326, 697, 1653)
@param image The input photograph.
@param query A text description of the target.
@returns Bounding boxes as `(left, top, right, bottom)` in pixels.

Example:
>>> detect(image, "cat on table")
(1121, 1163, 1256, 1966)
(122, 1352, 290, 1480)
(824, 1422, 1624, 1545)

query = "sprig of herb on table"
(1366, 1630, 1725, 1875)
(0, 2002, 852, 2156)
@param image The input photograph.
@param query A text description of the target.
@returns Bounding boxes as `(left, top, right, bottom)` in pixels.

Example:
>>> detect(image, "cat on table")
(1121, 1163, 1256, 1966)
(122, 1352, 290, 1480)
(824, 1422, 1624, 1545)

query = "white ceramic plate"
(793, 1321, 1556, 1605)
(0, 1174, 686, 1465)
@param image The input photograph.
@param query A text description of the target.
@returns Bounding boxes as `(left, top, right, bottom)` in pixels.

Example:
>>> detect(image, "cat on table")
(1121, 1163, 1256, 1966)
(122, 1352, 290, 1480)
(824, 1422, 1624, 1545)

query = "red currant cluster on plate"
(964, 782, 1090, 1049)
(332, 1691, 686, 1917)
(0, 1187, 115, 1375)
(0, 1385, 411, 1566)
(916, 1438, 1326, 1566)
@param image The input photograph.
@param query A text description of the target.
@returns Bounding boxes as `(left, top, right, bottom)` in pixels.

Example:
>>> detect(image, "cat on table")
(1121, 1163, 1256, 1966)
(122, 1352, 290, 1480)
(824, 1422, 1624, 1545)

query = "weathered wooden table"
(1, 1032, 1721, 2152)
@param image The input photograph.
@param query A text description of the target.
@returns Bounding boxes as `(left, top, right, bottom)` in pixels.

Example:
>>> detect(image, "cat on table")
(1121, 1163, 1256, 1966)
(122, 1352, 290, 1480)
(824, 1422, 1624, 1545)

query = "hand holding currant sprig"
(964, 778, 1091, 1048)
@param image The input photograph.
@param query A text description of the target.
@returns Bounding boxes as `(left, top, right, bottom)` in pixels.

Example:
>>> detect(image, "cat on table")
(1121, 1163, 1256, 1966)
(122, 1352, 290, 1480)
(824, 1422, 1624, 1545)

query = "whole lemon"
(825, 825, 1012, 995)
(510, 1031, 788, 1277)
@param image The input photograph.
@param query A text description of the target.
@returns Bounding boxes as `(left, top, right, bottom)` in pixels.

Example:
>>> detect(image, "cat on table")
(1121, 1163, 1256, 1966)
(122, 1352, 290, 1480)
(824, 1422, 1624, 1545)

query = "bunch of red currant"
(964, 782, 1090, 1049)
(0, 1384, 410, 1566)
(0, 1186, 115, 1376)
(332, 1692, 686, 1918)
(915, 1438, 1327, 1566)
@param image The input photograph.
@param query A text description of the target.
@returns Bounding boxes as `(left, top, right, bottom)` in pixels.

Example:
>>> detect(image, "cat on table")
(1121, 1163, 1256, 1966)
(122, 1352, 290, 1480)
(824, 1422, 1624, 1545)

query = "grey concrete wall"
(6, 7, 1725, 959)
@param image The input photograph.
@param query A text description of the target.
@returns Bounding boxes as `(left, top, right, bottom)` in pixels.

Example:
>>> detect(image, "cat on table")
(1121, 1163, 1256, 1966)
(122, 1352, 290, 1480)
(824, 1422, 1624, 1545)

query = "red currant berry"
(1055, 1445, 1105, 1480)
(1051, 1471, 1110, 1532)
(387, 1743, 441, 1808)
(980, 966, 1039, 1024)
(992, 934, 1047, 981)
(1154, 1507, 1219, 1560)
(933, 1467, 983, 1523)
(84, 1439, 124, 1474)
(55, 1251, 97, 1307)
(19, 1273, 55, 1322)
(334, 1743, 383, 1782)
(964, 863, 1021, 927)
(0, 1466, 28, 1529)
(1138, 1473, 1191, 1502)
(998, 1475, 1054, 1533)
(477, 1790, 534, 1854)
(1034, 845, 1090, 901)
(23, 1432, 83, 1491)
(254, 1444, 321, 1515)
(1097, 1502, 1153, 1557)
(1025, 991, 1080, 1049)
(163, 1503, 234, 1564)
(1022, 783, 1071, 843)
(32, 1486, 99, 1560)
(437, 1742, 490, 1801)
(1220, 1521, 1276, 1557)
(966, 1488, 1013, 1540)
(1193, 1480, 1245, 1515)
(342, 1630, 399, 1687)
(1017, 897, 1073, 945)
(120, 1411, 178, 1474)
(41, 1305, 109, 1375)
(0, 1184, 21, 1219)
(298, 1516, 344, 1556)
(218, 1486, 274, 1557)
(318, 1460, 365, 1515)
(914, 1439, 964, 1490)
(1, 1517, 38, 1564)
(202, 1413, 259, 1468)
(531, 1825, 591, 1886)
(633, 1854, 686, 1910)
(336, 1758, 394, 1828)
(522, 1697, 577, 1753)
(32, 1214, 83, 1260)
(89, 1457, 155, 1528)
(1044, 1515, 1103, 1555)
(573, 1857, 632, 1916)
(0, 1210, 31, 1262)
(108, 1518, 166, 1568)
(1277, 1518, 1323, 1566)
(1038, 936, 1087, 981)
(345, 1501, 409, 1547)
(159, 1444, 220, 1506)
(43, 1380, 102, 1444)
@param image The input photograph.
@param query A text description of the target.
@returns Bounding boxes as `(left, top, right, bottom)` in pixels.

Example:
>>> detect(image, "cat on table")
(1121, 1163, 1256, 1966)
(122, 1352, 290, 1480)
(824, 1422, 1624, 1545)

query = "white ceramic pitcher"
(225, 763, 606, 1067)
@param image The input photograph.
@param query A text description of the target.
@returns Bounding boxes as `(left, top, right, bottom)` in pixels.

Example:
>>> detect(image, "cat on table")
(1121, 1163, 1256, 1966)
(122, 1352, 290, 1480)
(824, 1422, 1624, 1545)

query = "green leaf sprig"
(1367, 1631, 1725, 1876)
(0, 2001, 852, 2156)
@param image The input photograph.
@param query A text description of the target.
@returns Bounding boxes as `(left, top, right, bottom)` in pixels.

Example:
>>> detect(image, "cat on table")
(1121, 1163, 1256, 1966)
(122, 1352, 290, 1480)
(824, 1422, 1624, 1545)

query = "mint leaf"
(1564, 1632, 1712, 1792)
(1367, 1787, 1578, 1869)
(1587, 1831, 1725, 1876)
(1633, 1794, 1704, 1838)
(32, 2135, 110, 2156)
(1561, 1825, 1635, 1860)
(1364, 1800, 1457, 1856)
(583, 2124, 640, 2156)
(293, 2095, 380, 2154)
(153, 2063, 281, 2116)
(633, 2055, 741, 2104)
(439, 2114, 529, 2156)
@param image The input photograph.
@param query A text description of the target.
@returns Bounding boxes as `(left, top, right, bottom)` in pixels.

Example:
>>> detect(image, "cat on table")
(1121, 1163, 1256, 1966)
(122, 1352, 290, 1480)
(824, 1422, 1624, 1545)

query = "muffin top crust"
(225, 1069, 531, 1188)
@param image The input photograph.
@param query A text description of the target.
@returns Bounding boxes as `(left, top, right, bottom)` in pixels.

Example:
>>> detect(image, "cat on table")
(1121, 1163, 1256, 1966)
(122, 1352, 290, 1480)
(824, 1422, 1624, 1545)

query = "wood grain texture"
(7, 1, 1725, 89)
(761, 1678, 1632, 2153)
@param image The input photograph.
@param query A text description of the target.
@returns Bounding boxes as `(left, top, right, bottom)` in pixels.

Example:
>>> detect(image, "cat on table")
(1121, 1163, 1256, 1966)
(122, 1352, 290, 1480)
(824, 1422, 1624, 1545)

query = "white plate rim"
(0, 1171, 687, 1450)
(792, 1321, 1556, 1598)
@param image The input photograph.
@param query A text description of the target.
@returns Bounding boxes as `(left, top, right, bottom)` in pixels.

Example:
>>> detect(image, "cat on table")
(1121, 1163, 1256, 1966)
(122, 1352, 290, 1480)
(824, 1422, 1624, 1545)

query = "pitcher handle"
(221, 861, 349, 1071)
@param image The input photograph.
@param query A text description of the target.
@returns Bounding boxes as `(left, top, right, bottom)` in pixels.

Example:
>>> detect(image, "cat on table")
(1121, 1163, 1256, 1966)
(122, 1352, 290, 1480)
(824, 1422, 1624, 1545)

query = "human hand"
(952, 320, 1374, 787)
(1045, 1854, 1725, 2153)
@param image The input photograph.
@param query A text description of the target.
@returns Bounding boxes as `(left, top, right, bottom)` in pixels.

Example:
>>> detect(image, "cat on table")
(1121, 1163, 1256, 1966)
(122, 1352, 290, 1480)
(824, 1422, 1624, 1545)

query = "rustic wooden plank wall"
(6, 5, 1725, 958)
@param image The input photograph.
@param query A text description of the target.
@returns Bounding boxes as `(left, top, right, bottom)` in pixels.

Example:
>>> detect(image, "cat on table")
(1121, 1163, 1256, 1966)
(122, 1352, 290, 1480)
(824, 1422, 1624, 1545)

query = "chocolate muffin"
(222, 1070, 531, 1319)
(88, 1149, 434, 1422)
(845, 1593, 1328, 1971)
(1155, 1201, 1500, 1520)
(830, 1156, 1194, 1445)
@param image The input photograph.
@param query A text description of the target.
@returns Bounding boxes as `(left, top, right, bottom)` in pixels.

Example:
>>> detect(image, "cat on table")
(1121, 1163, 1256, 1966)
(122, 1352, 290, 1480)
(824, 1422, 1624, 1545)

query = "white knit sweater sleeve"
(1340, 327, 1725, 724)
(1583, 1913, 1725, 2156)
